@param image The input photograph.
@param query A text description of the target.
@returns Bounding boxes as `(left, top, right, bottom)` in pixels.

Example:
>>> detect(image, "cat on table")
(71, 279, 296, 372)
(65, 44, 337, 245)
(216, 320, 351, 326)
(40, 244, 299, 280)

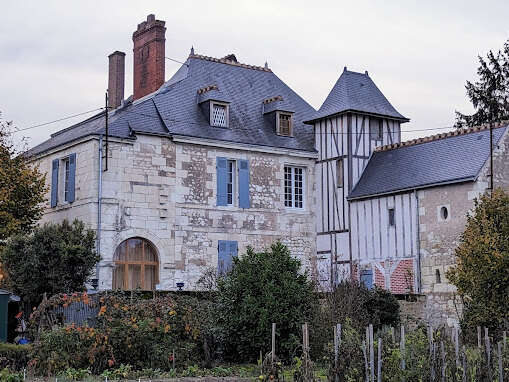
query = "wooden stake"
(365, 327, 370, 382)
(504, 331, 507, 350)
(431, 343, 436, 382)
(362, 340, 369, 382)
(391, 326, 395, 343)
(485, 327, 492, 381)
(172, 348, 175, 370)
(369, 324, 374, 382)
(334, 325, 338, 369)
(440, 341, 446, 382)
(477, 326, 482, 348)
(377, 338, 382, 382)
(272, 323, 276, 363)
(498, 342, 503, 382)
(400, 325, 406, 376)
(462, 345, 466, 382)
(454, 326, 460, 369)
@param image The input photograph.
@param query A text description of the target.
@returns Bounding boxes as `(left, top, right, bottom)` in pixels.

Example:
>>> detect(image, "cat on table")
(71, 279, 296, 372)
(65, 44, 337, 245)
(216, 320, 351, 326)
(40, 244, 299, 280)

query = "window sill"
(284, 207, 307, 213)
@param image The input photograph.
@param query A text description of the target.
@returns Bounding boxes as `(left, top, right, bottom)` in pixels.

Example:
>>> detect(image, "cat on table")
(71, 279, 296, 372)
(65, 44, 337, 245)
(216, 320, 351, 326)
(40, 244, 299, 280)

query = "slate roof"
(305, 68, 408, 123)
(26, 53, 316, 157)
(348, 125, 508, 200)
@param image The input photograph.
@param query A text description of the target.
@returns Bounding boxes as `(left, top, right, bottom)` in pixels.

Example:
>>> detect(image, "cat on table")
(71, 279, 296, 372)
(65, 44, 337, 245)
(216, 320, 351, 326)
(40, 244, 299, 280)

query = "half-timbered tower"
(305, 68, 409, 287)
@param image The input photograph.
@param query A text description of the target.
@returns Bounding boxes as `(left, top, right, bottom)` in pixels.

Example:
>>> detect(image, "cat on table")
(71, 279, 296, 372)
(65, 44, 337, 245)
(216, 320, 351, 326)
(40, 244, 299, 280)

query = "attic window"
(211, 102, 229, 127)
(277, 112, 293, 136)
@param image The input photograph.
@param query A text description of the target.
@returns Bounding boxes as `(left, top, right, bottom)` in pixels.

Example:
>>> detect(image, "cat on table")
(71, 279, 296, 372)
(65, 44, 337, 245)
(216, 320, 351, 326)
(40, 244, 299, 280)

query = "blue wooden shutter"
(216, 157, 228, 206)
(218, 240, 228, 274)
(50, 159, 59, 207)
(361, 269, 374, 290)
(229, 241, 238, 262)
(68, 153, 76, 203)
(218, 240, 238, 274)
(238, 159, 250, 208)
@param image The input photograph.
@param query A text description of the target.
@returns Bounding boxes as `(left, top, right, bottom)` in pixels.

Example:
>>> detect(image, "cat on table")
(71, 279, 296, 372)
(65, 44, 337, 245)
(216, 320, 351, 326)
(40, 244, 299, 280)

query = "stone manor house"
(27, 15, 509, 325)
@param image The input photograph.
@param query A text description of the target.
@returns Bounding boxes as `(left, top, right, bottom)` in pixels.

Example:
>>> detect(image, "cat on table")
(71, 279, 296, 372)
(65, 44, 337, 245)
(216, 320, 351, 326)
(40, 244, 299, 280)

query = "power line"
(120, 107, 457, 135)
(165, 56, 189, 66)
(12, 107, 104, 133)
(8, 104, 459, 137)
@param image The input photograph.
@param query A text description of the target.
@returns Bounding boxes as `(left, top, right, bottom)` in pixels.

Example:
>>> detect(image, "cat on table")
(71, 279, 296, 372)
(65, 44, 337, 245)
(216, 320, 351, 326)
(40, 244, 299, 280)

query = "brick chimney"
(108, 51, 125, 109)
(132, 14, 166, 100)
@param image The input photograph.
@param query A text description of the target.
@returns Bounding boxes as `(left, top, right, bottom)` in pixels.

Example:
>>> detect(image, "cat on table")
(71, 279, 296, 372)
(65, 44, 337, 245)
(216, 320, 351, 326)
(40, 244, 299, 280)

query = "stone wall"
(418, 127, 509, 327)
(33, 134, 317, 291)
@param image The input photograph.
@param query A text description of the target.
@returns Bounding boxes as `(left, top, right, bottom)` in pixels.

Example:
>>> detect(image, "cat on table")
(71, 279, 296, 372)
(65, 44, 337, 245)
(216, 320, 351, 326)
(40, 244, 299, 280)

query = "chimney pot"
(132, 14, 166, 100)
(108, 51, 126, 109)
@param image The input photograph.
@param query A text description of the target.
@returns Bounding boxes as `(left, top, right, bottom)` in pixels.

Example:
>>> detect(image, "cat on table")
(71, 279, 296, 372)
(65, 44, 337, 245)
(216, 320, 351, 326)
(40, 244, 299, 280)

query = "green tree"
(216, 242, 316, 362)
(0, 113, 46, 244)
(0, 219, 99, 307)
(455, 39, 509, 127)
(447, 189, 509, 333)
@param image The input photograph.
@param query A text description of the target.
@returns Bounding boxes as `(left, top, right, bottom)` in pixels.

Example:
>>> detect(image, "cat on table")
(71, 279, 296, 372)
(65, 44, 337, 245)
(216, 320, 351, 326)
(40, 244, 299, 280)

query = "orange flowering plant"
(30, 291, 211, 375)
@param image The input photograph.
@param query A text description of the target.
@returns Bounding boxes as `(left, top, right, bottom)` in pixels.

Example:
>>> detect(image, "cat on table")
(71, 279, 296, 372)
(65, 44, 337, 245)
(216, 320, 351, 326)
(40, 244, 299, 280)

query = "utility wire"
(165, 56, 189, 66)
(120, 107, 457, 135)
(12, 107, 104, 133)
(9, 104, 462, 136)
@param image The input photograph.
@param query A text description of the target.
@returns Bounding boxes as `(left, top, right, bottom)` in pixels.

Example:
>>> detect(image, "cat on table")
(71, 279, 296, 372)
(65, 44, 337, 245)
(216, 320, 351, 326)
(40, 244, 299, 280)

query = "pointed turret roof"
(305, 68, 409, 123)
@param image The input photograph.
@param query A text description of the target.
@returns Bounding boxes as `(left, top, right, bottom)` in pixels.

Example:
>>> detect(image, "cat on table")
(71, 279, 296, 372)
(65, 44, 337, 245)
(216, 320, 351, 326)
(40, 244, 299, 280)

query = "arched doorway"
(112, 237, 159, 290)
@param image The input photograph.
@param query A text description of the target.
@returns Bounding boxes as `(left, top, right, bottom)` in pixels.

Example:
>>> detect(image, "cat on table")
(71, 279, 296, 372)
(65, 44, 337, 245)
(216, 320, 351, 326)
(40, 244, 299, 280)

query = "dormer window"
(211, 101, 229, 127)
(277, 112, 293, 136)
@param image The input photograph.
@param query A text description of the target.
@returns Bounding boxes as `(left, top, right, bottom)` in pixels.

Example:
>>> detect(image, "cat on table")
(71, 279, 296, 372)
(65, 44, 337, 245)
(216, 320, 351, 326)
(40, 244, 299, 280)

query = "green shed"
(0, 290, 13, 342)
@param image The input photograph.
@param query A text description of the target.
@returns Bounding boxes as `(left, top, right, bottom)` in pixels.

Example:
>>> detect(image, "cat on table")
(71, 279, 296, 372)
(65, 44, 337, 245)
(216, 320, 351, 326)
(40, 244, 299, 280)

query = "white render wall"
(33, 134, 317, 291)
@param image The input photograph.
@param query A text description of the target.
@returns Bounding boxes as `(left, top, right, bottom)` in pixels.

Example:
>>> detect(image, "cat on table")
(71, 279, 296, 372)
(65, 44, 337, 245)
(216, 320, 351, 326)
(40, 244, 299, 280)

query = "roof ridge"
(189, 53, 272, 72)
(375, 121, 509, 152)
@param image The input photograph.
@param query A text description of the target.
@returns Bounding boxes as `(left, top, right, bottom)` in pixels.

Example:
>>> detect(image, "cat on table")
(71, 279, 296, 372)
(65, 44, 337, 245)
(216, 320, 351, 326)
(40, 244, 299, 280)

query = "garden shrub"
(0, 343, 31, 371)
(311, 280, 400, 360)
(215, 242, 316, 362)
(30, 292, 212, 375)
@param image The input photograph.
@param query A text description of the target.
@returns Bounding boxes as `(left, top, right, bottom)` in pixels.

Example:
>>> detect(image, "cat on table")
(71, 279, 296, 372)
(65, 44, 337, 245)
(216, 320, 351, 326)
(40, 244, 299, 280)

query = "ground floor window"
(112, 237, 159, 291)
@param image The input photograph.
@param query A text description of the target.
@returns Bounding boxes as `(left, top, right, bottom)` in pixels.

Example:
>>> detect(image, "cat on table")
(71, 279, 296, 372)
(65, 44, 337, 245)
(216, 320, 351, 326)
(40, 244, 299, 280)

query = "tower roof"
(305, 69, 409, 123)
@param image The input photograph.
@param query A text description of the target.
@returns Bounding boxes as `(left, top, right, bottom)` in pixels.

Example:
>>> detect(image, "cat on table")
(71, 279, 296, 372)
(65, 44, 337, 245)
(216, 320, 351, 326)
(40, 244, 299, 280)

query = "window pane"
(284, 166, 292, 207)
(145, 244, 157, 262)
(227, 160, 234, 205)
(127, 238, 143, 261)
(294, 168, 303, 208)
(113, 264, 125, 290)
(212, 104, 227, 127)
(64, 159, 70, 202)
(144, 265, 157, 290)
(279, 114, 292, 136)
(128, 264, 142, 289)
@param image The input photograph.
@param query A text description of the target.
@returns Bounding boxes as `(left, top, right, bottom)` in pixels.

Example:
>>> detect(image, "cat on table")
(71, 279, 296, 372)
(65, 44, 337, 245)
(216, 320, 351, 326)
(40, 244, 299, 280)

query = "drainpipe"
(95, 135, 103, 289)
(414, 189, 421, 294)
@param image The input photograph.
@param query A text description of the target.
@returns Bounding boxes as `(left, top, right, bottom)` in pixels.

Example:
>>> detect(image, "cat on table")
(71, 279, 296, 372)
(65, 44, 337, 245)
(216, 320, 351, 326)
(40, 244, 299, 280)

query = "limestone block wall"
(170, 143, 316, 289)
(34, 138, 99, 227)
(34, 133, 317, 291)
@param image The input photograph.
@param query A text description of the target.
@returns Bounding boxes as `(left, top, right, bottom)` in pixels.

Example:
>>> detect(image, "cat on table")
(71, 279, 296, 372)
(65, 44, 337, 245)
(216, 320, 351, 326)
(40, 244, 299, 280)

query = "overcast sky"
(1, 0, 508, 148)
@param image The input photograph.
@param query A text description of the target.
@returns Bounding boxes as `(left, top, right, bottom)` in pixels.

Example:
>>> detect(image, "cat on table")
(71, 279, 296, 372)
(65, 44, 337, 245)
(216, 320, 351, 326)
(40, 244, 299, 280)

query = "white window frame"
(226, 159, 237, 206)
(284, 165, 306, 210)
(276, 111, 293, 137)
(210, 101, 229, 128)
